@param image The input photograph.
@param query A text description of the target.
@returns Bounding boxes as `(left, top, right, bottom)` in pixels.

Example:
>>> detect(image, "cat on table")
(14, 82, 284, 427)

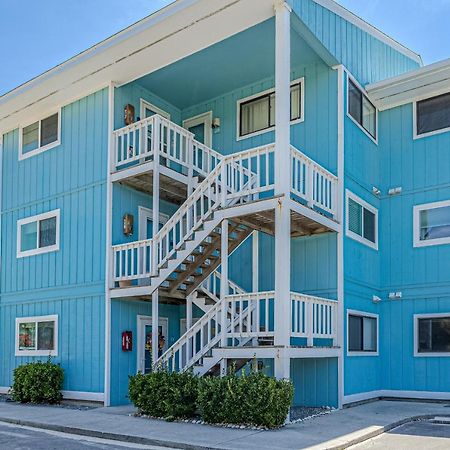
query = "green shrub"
(128, 370, 199, 419)
(10, 360, 64, 404)
(198, 371, 293, 428)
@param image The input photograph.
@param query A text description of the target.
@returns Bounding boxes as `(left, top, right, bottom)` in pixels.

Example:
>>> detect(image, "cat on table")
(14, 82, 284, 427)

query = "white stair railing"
(291, 145, 338, 217)
(291, 293, 338, 346)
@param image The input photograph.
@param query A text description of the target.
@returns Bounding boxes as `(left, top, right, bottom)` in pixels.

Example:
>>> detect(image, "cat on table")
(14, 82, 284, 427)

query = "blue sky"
(0, 0, 449, 96)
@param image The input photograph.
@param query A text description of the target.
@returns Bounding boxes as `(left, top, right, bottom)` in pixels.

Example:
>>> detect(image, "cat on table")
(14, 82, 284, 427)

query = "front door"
(137, 316, 169, 374)
(183, 112, 212, 147)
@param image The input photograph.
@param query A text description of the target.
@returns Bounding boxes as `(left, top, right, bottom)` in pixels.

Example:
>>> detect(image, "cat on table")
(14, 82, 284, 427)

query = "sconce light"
(212, 117, 221, 133)
(388, 187, 402, 196)
(372, 295, 382, 303)
(388, 292, 402, 300)
(372, 187, 381, 197)
(123, 214, 134, 236)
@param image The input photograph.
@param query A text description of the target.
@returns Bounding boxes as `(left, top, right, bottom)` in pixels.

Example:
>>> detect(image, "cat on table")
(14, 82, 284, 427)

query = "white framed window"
(414, 313, 450, 357)
(346, 190, 378, 250)
(17, 209, 60, 258)
(18, 110, 61, 160)
(236, 78, 304, 140)
(347, 310, 379, 356)
(413, 200, 450, 247)
(15, 315, 58, 356)
(414, 92, 450, 139)
(347, 74, 377, 143)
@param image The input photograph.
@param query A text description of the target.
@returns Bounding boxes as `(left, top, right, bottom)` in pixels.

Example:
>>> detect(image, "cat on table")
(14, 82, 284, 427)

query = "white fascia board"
(366, 58, 450, 110)
(311, 0, 422, 65)
(0, 0, 275, 135)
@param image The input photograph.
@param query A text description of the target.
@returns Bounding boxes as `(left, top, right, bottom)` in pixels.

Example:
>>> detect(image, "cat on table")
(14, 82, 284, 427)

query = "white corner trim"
(346, 309, 379, 357)
(344, 389, 450, 405)
(18, 109, 62, 161)
(345, 190, 378, 250)
(15, 314, 58, 357)
(311, 0, 422, 65)
(413, 313, 450, 357)
(236, 77, 304, 141)
(413, 200, 450, 248)
(16, 209, 61, 258)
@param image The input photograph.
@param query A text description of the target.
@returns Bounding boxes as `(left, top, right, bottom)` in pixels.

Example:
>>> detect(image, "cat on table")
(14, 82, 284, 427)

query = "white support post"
(220, 219, 229, 347)
(186, 293, 193, 361)
(252, 231, 259, 345)
(273, 0, 292, 381)
(274, 1, 292, 197)
(151, 120, 160, 276)
(152, 289, 159, 367)
(186, 133, 194, 195)
(220, 358, 227, 377)
(274, 348, 290, 381)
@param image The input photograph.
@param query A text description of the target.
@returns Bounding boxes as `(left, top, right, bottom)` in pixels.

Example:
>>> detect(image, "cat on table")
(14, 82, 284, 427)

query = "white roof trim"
(366, 57, 450, 110)
(0, 0, 275, 135)
(312, 0, 422, 65)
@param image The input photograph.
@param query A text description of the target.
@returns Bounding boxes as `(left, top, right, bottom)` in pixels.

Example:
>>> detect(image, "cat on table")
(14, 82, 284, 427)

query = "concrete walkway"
(0, 400, 448, 449)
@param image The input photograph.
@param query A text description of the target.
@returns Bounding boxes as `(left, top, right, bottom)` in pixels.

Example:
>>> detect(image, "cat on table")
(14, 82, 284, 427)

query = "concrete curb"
(0, 416, 219, 450)
(0, 413, 449, 450)
(327, 414, 450, 450)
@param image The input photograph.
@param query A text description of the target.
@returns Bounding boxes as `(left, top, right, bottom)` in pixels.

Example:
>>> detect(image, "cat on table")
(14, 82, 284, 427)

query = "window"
(346, 191, 378, 249)
(348, 311, 378, 355)
(238, 79, 304, 138)
(415, 92, 450, 137)
(15, 315, 58, 356)
(17, 210, 60, 258)
(414, 314, 450, 356)
(413, 200, 450, 247)
(348, 78, 377, 140)
(19, 111, 60, 160)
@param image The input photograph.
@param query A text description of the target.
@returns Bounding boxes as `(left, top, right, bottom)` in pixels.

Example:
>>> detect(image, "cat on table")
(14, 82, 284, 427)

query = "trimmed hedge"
(129, 370, 199, 419)
(198, 371, 293, 428)
(10, 360, 64, 404)
(129, 369, 293, 428)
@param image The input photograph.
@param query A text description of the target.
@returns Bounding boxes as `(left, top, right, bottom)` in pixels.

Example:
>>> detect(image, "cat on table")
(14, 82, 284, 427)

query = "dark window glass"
(37, 321, 55, 350)
(348, 79, 376, 139)
(363, 208, 376, 243)
(39, 217, 57, 248)
(40, 113, 59, 147)
(417, 93, 450, 136)
(349, 314, 377, 352)
(418, 317, 450, 353)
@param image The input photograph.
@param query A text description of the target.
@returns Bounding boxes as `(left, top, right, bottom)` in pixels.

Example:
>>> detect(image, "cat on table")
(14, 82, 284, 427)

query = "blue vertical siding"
(0, 88, 109, 393)
(289, 0, 420, 85)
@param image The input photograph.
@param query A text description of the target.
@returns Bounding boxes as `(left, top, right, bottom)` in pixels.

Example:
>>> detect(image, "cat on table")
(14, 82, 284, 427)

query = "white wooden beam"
(220, 219, 229, 348)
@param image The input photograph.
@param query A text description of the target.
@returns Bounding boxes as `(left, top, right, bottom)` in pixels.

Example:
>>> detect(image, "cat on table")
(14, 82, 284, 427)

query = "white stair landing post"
(274, 0, 292, 381)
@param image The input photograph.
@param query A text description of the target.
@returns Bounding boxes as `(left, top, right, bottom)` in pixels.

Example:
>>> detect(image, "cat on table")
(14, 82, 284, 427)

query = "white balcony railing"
(291, 293, 338, 345)
(112, 114, 221, 176)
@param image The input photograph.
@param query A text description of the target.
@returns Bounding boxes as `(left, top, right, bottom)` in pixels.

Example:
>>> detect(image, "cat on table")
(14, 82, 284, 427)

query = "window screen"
(347, 194, 377, 246)
(417, 92, 450, 136)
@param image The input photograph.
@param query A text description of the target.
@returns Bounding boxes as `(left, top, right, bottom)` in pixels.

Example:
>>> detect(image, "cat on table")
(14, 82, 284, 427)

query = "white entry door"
(183, 111, 213, 147)
(137, 315, 169, 374)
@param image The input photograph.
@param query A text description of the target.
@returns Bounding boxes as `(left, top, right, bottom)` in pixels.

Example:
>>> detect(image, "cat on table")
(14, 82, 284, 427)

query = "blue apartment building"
(0, 0, 449, 407)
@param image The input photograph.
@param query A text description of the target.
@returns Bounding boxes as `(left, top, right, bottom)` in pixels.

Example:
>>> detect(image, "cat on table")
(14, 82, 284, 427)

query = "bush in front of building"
(10, 360, 64, 404)
(128, 370, 199, 419)
(197, 371, 294, 428)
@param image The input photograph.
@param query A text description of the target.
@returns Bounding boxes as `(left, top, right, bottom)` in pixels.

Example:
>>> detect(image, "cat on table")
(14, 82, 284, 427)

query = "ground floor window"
(347, 310, 378, 355)
(415, 313, 450, 356)
(15, 315, 58, 356)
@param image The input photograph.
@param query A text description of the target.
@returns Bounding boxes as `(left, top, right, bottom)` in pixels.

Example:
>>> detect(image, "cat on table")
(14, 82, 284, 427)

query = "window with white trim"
(238, 79, 304, 138)
(348, 78, 377, 140)
(19, 111, 60, 160)
(415, 314, 450, 356)
(416, 92, 450, 137)
(348, 311, 378, 354)
(346, 191, 378, 249)
(414, 200, 450, 247)
(15, 315, 58, 356)
(17, 210, 60, 258)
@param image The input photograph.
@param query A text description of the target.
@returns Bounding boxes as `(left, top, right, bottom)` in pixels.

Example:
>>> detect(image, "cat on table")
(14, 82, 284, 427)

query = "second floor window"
(416, 92, 450, 137)
(20, 112, 60, 160)
(348, 78, 377, 140)
(414, 200, 450, 247)
(17, 210, 60, 258)
(238, 79, 303, 138)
